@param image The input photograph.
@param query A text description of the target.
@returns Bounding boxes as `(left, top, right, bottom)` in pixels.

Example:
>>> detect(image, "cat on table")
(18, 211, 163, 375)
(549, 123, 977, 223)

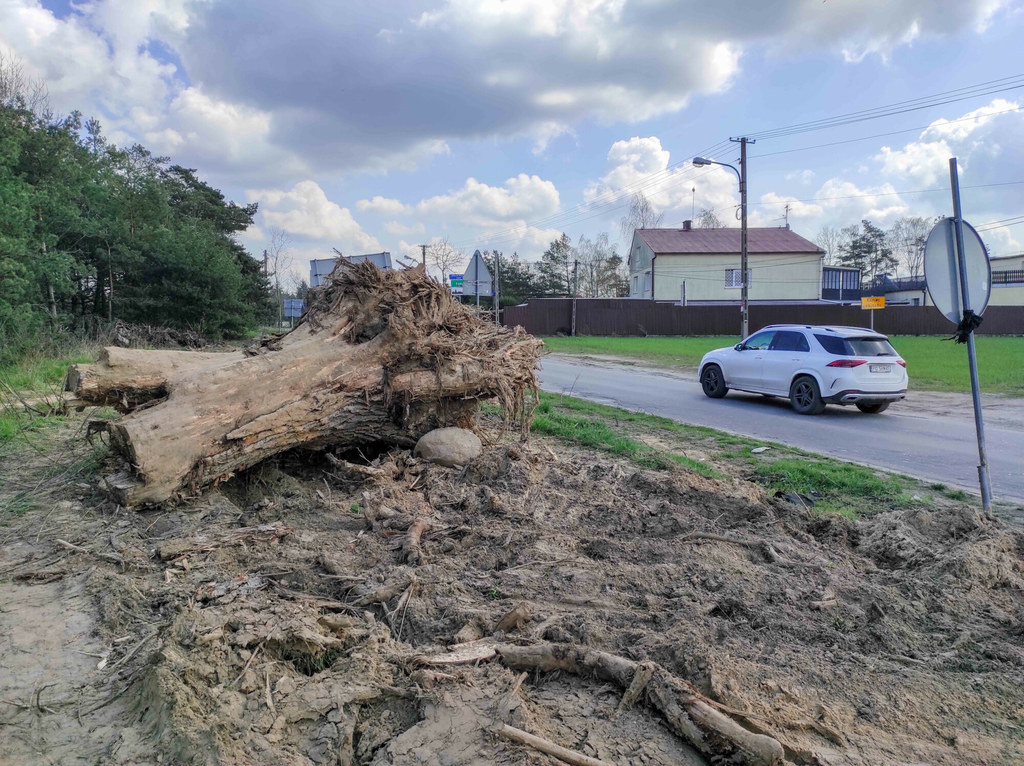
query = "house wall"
(887, 288, 931, 306)
(890, 284, 1024, 307)
(649, 252, 822, 302)
(627, 234, 655, 298)
(990, 284, 1024, 306)
(991, 254, 1024, 270)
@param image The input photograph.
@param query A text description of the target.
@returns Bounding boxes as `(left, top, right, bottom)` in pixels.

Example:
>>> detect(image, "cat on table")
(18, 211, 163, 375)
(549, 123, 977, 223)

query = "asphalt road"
(538, 356, 1024, 508)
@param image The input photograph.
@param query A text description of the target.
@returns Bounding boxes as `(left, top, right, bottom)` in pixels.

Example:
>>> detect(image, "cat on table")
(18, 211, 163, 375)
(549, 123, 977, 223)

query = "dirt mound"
(2, 428, 1023, 765)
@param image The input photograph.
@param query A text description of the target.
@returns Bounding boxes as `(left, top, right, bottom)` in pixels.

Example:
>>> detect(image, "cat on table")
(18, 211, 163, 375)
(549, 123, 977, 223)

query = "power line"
(745, 73, 1024, 141)
(703, 180, 1024, 215)
(749, 105, 1023, 160)
(443, 74, 1024, 253)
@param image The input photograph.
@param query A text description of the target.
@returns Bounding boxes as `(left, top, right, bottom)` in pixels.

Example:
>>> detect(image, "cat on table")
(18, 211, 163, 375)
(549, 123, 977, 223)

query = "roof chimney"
(682, 219, 692, 231)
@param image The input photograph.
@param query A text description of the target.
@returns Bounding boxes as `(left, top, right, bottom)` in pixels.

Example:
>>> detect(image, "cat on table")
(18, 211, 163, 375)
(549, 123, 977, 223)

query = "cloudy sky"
(3, 0, 1023, 283)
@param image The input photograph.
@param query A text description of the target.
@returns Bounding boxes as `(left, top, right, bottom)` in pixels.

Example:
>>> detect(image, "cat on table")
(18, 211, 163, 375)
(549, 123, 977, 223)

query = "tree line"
(428, 233, 629, 307)
(0, 55, 273, 363)
(815, 217, 935, 282)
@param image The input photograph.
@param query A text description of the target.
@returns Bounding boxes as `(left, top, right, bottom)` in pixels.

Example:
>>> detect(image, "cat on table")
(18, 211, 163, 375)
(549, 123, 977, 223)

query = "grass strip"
(754, 457, 903, 500)
(532, 396, 721, 478)
(533, 392, 922, 518)
(542, 335, 1024, 396)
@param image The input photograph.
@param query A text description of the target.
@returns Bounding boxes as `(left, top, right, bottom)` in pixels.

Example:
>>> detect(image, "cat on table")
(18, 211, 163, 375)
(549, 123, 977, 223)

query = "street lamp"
(694, 139, 751, 338)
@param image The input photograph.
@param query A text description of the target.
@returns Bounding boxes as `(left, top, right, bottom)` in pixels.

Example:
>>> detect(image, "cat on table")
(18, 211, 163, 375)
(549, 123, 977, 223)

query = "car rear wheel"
(856, 401, 890, 414)
(700, 365, 728, 399)
(790, 376, 826, 415)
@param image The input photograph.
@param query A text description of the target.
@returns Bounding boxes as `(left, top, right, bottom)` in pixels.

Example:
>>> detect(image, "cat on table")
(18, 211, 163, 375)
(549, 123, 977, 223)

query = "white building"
(626, 223, 857, 304)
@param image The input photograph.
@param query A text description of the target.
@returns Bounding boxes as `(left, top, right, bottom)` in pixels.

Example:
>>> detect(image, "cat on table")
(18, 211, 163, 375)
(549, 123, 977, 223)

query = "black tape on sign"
(944, 309, 984, 344)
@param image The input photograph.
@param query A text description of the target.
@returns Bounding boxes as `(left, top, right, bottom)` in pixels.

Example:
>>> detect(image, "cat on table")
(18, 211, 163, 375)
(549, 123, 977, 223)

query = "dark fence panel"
(502, 299, 1024, 336)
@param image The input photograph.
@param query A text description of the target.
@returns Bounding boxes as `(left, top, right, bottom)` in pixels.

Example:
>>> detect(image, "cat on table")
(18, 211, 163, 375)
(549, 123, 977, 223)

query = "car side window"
(768, 331, 811, 352)
(743, 331, 775, 350)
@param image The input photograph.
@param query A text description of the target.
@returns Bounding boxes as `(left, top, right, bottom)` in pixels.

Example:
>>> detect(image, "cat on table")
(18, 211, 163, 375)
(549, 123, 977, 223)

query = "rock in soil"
(413, 427, 483, 467)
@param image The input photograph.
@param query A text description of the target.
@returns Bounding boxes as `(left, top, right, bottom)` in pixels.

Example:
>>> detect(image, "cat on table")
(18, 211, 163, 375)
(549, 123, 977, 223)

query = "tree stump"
(67, 261, 541, 507)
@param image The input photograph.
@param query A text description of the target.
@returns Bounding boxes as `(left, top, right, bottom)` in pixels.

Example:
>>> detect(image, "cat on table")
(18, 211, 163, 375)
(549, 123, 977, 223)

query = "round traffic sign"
(924, 218, 991, 325)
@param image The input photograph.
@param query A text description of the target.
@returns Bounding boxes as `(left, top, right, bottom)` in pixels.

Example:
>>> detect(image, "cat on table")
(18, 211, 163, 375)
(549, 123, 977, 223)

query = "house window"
(912, 298, 920, 306)
(632, 275, 638, 294)
(643, 271, 651, 293)
(725, 269, 751, 289)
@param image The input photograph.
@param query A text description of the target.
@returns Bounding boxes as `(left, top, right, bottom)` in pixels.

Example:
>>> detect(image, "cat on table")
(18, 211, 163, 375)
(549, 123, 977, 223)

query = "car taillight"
(896, 360, 906, 367)
(827, 359, 867, 368)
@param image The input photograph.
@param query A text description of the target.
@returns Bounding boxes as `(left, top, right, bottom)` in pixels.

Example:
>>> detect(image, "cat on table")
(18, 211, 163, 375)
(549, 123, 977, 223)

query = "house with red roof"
(627, 221, 860, 304)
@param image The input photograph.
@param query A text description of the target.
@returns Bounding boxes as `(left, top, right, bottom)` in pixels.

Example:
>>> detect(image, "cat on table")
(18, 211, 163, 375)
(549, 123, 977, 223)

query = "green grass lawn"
(542, 335, 1024, 396)
(0, 347, 98, 445)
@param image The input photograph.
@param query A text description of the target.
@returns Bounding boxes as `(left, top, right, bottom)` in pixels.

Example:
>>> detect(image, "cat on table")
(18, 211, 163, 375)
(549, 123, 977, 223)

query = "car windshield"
(814, 334, 897, 357)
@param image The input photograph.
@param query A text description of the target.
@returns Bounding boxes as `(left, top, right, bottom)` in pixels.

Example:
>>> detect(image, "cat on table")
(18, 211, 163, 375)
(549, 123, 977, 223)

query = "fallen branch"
(493, 724, 614, 766)
(493, 602, 531, 634)
(680, 531, 822, 570)
(56, 538, 128, 567)
(495, 642, 784, 766)
(415, 640, 497, 666)
(351, 573, 416, 607)
(156, 523, 291, 561)
(616, 660, 655, 714)
(106, 629, 159, 674)
(400, 518, 429, 565)
(326, 453, 388, 480)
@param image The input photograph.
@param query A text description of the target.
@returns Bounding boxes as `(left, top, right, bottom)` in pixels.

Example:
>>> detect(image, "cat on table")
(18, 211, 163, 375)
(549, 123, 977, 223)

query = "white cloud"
(247, 180, 381, 252)
(584, 136, 740, 228)
(384, 220, 425, 236)
(876, 98, 1022, 187)
(357, 196, 409, 215)
(753, 179, 910, 235)
(1, 0, 1012, 175)
(785, 169, 816, 184)
(415, 174, 560, 227)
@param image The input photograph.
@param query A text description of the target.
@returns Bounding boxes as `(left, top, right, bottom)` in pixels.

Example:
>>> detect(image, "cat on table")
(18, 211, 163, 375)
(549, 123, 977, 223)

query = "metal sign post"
(860, 296, 884, 330)
(923, 158, 992, 508)
(949, 159, 992, 509)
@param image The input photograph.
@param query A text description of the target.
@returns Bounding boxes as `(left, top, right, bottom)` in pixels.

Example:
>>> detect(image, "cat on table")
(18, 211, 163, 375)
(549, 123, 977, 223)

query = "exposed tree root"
(494, 642, 785, 766)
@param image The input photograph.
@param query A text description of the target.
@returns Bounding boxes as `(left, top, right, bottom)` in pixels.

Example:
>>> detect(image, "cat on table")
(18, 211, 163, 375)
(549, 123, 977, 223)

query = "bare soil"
(2, 415, 1023, 765)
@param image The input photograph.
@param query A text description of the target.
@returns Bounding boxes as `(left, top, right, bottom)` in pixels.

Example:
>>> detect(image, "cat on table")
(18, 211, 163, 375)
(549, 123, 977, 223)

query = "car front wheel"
(700, 365, 728, 399)
(790, 376, 826, 415)
(856, 401, 890, 414)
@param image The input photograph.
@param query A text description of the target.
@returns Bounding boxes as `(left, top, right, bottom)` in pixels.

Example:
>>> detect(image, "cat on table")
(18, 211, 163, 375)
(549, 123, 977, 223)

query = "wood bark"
(67, 261, 541, 507)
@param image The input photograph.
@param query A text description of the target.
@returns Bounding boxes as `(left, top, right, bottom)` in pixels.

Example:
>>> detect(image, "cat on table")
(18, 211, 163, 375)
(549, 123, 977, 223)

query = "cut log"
(67, 261, 542, 507)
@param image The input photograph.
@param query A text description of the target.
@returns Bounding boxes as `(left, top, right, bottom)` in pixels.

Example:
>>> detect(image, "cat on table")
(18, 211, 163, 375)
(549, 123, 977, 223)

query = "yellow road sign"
(861, 296, 885, 310)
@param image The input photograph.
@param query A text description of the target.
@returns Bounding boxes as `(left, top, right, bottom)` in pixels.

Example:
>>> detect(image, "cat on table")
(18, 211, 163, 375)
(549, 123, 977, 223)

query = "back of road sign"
(463, 250, 493, 297)
(924, 217, 991, 325)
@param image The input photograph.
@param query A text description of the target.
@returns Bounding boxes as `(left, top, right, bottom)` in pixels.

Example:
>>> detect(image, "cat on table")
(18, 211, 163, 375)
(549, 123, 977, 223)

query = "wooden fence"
(502, 299, 1024, 336)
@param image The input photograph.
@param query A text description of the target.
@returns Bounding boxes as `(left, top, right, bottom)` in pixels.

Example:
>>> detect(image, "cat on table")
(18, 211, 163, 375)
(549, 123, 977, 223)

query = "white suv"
(698, 325, 908, 415)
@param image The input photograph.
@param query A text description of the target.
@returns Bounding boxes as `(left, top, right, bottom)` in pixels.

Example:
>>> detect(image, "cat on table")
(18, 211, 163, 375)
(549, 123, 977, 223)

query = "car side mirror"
(734, 343, 745, 351)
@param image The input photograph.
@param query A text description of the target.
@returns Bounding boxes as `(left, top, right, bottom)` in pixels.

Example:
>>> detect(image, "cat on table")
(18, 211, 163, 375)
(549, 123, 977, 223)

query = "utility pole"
(419, 244, 427, 270)
(571, 259, 579, 337)
(494, 250, 501, 326)
(730, 136, 754, 339)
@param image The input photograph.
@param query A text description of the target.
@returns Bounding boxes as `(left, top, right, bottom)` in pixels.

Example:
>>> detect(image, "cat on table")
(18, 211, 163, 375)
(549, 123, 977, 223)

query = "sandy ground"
(1, 412, 1023, 766)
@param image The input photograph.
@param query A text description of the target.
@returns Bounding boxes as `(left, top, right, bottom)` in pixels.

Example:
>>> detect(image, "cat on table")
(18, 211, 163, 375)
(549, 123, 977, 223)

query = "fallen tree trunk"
(68, 261, 541, 507)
